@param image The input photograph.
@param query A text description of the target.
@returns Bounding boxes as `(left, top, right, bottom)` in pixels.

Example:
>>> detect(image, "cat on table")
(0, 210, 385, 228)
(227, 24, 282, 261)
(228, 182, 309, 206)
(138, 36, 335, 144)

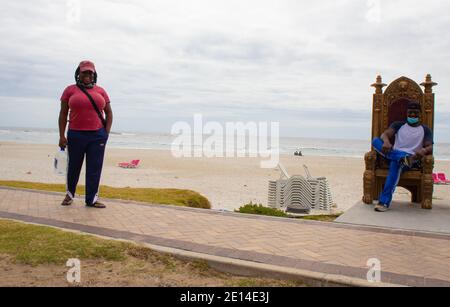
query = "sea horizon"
(2, 126, 450, 161)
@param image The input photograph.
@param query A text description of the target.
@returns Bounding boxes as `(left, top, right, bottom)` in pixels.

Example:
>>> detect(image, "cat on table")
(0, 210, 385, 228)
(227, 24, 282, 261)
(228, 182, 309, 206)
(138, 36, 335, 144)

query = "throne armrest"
(364, 150, 377, 171)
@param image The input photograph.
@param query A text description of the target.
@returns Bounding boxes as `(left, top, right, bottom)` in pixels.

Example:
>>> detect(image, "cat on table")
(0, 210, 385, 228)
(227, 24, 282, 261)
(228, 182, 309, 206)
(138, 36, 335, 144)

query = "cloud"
(0, 0, 449, 141)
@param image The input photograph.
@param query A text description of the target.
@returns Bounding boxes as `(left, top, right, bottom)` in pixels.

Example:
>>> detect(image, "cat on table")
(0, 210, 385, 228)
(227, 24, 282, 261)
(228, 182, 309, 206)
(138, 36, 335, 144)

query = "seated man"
(372, 101, 434, 212)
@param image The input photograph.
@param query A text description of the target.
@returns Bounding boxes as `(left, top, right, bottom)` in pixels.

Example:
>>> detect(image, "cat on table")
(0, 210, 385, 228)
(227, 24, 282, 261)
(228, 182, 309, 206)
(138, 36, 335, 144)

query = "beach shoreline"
(1, 141, 449, 212)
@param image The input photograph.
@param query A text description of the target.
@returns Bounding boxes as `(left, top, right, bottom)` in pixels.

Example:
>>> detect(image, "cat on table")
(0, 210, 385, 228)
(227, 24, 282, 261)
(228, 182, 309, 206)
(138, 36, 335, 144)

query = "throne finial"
(371, 75, 387, 94)
(421, 74, 438, 93)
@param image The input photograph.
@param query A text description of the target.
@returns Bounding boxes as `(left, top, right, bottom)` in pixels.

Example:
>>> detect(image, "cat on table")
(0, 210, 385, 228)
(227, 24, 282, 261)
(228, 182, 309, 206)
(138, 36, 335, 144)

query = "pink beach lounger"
(433, 173, 442, 185)
(437, 173, 450, 185)
(118, 160, 141, 169)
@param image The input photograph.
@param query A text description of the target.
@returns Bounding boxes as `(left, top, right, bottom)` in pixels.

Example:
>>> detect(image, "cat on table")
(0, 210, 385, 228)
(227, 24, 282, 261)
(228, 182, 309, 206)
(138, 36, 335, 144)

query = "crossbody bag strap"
(76, 84, 106, 128)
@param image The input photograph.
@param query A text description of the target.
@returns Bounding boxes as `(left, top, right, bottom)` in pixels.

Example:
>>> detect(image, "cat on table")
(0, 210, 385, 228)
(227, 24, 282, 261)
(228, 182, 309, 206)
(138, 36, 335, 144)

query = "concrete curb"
(139, 243, 405, 288)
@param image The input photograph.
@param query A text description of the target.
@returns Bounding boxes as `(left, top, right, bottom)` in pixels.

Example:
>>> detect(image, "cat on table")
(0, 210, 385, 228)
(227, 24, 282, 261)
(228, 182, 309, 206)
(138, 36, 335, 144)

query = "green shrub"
(236, 202, 342, 222)
(297, 214, 342, 222)
(236, 203, 288, 217)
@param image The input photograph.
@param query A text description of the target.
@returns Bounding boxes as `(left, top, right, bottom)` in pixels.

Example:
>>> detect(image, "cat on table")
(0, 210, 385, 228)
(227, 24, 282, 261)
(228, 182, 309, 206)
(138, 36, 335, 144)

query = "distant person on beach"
(58, 60, 113, 208)
(372, 101, 433, 212)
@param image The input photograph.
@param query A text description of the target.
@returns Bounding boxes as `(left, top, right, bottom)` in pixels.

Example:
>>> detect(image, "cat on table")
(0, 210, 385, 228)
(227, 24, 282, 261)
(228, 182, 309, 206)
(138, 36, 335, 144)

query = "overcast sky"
(0, 0, 449, 141)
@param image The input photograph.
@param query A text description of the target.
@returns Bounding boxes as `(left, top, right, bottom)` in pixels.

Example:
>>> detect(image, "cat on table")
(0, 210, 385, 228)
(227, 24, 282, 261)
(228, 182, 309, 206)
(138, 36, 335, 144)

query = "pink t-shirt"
(60, 84, 110, 131)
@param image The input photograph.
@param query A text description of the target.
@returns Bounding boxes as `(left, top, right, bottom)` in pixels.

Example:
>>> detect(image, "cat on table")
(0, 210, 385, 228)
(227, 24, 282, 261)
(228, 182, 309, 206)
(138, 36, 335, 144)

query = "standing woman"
(58, 60, 113, 208)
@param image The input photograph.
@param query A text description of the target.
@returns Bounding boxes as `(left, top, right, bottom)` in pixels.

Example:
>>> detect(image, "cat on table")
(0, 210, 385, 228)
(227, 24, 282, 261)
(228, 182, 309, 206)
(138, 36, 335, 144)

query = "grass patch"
(0, 180, 211, 209)
(0, 220, 128, 266)
(0, 219, 305, 287)
(0, 219, 201, 269)
(236, 203, 341, 222)
(236, 203, 289, 218)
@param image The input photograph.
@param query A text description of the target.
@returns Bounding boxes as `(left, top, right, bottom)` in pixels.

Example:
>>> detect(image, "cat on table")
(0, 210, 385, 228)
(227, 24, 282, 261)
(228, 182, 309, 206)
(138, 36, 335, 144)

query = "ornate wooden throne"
(362, 75, 437, 209)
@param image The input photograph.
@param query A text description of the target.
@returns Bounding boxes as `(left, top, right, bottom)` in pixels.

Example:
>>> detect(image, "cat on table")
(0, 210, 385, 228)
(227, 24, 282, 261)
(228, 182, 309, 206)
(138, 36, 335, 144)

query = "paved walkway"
(1, 186, 450, 287)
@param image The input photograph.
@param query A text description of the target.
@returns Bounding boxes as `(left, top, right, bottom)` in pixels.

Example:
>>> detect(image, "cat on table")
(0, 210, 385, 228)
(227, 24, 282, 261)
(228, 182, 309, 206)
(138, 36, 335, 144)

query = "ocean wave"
(110, 132, 137, 136)
(1, 129, 450, 160)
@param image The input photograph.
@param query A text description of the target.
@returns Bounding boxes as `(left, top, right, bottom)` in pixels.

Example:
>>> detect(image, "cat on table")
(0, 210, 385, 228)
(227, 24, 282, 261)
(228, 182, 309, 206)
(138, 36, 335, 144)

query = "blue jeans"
(372, 138, 411, 207)
(67, 128, 108, 205)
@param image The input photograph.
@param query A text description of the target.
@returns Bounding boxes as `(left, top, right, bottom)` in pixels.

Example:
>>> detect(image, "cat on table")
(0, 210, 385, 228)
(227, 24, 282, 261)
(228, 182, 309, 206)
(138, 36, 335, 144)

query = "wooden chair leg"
(422, 175, 434, 210)
(363, 171, 374, 204)
(362, 194, 373, 204)
(422, 198, 433, 210)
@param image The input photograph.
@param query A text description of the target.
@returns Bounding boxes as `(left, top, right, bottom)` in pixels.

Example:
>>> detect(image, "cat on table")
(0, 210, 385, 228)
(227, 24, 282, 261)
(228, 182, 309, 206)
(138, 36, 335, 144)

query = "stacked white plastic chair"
(268, 163, 289, 209)
(268, 164, 333, 213)
(268, 180, 286, 209)
(283, 175, 314, 213)
(302, 165, 333, 211)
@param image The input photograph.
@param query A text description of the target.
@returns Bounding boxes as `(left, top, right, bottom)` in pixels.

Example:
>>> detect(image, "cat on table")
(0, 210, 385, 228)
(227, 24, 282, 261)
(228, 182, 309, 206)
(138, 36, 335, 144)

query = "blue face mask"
(407, 117, 419, 125)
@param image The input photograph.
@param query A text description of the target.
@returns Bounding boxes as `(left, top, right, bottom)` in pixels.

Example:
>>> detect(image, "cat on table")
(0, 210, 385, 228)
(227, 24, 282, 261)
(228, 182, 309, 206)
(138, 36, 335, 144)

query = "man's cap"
(78, 60, 96, 73)
(407, 100, 421, 111)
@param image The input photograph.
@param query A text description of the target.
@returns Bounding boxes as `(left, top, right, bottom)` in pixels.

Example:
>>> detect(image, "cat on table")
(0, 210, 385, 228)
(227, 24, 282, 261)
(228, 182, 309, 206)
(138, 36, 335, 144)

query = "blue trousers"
(372, 138, 412, 207)
(67, 128, 108, 205)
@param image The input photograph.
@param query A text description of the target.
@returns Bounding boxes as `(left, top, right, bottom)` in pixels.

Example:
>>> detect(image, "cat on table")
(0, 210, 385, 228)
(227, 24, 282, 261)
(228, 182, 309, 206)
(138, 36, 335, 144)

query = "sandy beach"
(1, 141, 449, 212)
